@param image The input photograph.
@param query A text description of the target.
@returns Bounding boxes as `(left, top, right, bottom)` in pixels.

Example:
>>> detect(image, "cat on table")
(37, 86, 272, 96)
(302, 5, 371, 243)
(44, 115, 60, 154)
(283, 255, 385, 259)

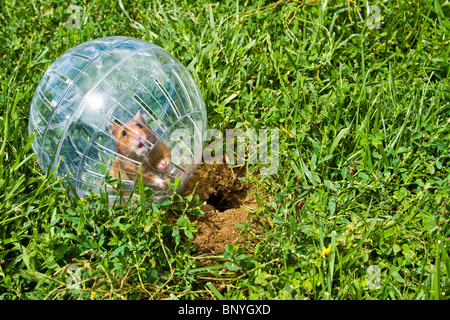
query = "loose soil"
(181, 163, 259, 254)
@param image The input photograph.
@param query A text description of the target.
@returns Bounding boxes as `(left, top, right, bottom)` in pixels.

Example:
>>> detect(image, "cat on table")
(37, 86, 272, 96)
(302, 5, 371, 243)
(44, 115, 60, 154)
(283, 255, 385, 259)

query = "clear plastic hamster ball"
(29, 36, 207, 205)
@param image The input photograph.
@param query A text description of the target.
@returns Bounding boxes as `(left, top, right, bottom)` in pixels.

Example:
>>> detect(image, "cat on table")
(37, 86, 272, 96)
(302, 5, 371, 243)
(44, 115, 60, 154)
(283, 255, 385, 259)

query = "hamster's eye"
(136, 123, 143, 128)
(122, 130, 127, 137)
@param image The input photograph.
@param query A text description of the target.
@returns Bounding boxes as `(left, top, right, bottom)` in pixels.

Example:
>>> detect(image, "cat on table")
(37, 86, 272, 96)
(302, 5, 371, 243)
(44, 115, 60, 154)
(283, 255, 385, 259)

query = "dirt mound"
(181, 163, 258, 253)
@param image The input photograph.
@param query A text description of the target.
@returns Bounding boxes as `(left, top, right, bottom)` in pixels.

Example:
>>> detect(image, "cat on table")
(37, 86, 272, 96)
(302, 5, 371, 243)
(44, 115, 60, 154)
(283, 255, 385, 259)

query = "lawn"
(0, 0, 449, 300)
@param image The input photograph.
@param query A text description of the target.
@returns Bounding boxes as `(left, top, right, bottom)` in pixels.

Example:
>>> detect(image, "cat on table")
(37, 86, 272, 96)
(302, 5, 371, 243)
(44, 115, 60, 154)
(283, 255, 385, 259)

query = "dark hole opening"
(206, 190, 238, 212)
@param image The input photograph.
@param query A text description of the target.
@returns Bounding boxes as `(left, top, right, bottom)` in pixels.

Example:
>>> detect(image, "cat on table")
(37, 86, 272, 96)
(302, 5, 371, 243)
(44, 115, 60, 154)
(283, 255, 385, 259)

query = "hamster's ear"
(134, 109, 148, 124)
(109, 122, 120, 137)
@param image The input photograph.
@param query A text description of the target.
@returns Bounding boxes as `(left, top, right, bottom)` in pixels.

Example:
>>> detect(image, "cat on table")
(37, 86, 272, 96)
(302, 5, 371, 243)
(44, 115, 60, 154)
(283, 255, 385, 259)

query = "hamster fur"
(108, 110, 171, 188)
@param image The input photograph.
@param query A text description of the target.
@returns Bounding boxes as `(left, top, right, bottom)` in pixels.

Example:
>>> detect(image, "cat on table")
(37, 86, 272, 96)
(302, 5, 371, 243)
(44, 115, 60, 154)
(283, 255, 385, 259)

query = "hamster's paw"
(157, 159, 170, 172)
(156, 176, 168, 189)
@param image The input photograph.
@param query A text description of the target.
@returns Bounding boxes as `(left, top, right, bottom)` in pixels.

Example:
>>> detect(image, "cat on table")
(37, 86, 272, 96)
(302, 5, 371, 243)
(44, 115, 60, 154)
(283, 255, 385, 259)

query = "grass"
(0, 0, 450, 300)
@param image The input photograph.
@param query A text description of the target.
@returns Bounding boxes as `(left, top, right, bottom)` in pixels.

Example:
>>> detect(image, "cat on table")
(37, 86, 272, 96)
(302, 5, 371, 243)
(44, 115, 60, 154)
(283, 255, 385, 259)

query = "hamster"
(108, 110, 171, 189)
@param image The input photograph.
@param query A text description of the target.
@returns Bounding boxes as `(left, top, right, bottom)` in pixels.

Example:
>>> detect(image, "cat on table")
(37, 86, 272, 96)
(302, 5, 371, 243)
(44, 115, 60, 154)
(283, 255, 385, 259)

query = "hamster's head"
(109, 110, 156, 158)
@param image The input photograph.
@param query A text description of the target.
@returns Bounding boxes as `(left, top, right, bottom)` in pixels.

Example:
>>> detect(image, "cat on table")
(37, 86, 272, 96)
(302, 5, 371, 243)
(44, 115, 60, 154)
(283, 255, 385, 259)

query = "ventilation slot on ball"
(133, 94, 166, 132)
(152, 76, 181, 119)
(70, 53, 92, 61)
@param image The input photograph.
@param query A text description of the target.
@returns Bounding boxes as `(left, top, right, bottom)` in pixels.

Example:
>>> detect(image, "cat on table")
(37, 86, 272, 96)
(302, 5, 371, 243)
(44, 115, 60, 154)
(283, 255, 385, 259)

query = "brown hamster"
(108, 110, 171, 189)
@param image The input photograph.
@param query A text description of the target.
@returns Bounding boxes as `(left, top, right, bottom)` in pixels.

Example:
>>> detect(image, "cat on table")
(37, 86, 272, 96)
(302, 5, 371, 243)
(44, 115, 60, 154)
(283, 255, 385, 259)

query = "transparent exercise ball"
(29, 36, 206, 205)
